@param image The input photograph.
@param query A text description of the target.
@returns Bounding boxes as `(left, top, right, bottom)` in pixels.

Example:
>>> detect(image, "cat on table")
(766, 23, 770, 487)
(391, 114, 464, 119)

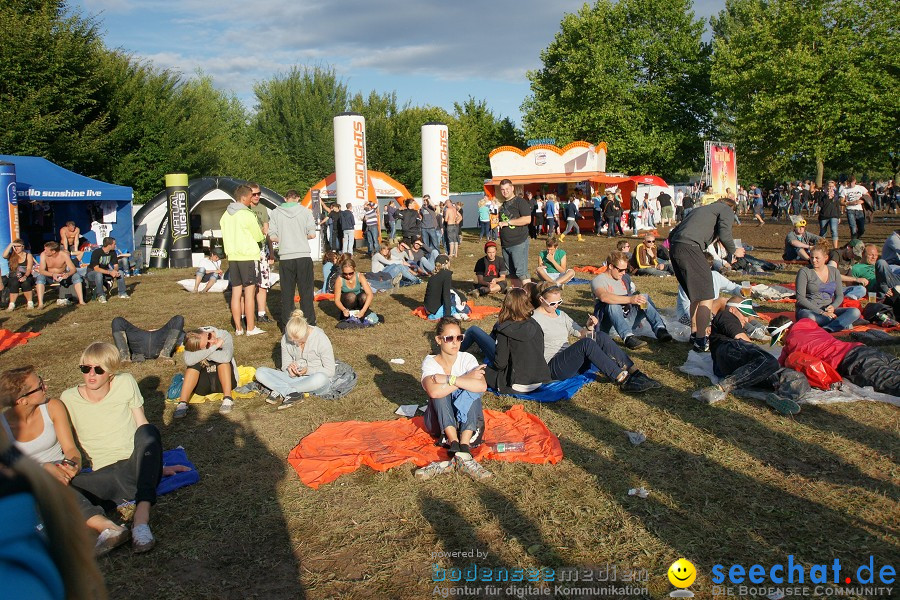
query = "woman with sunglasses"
(1, 366, 134, 556)
(60, 342, 164, 553)
(332, 257, 374, 320)
(3, 239, 35, 310)
(175, 327, 237, 418)
(416, 316, 491, 481)
(531, 283, 661, 393)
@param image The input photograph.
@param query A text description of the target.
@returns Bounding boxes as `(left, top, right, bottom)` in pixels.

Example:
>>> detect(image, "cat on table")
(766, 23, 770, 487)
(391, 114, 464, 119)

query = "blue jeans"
(847, 210, 865, 240)
(819, 218, 839, 241)
(460, 326, 496, 364)
(596, 296, 666, 340)
(796, 307, 860, 332)
(364, 225, 381, 255)
(843, 285, 866, 300)
(423, 389, 484, 436)
(382, 263, 419, 283)
(87, 270, 126, 299)
(255, 367, 331, 396)
(388, 220, 397, 240)
(501, 240, 530, 281)
(428, 303, 471, 320)
(413, 249, 439, 274)
(342, 231, 355, 254)
(421, 228, 440, 253)
(875, 259, 900, 295)
(479, 221, 490, 241)
(320, 262, 333, 293)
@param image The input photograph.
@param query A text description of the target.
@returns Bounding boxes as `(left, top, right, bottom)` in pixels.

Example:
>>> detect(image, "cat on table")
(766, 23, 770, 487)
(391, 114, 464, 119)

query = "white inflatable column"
(421, 122, 449, 205)
(334, 112, 368, 237)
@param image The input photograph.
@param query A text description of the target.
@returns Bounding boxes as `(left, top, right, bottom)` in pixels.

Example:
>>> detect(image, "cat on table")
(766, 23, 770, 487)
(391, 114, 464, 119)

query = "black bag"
(773, 368, 813, 401)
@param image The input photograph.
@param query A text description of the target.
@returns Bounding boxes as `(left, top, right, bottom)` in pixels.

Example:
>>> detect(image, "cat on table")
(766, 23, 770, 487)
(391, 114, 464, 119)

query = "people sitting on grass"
(692, 297, 801, 415)
(372, 244, 421, 285)
(111, 316, 185, 363)
(3, 239, 35, 310)
(415, 316, 491, 481)
(88, 237, 129, 303)
(483, 288, 552, 394)
(629, 234, 673, 276)
(253, 309, 335, 410)
(60, 342, 164, 553)
(530, 283, 661, 393)
(768, 315, 900, 396)
(174, 327, 237, 418)
(591, 251, 672, 349)
(424, 255, 471, 320)
(783, 219, 823, 262)
(35, 241, 86, 308)
(319, 250, 341, 294)
(332, 257, 374, 321)
(535, 236, 576, 285)
(192, 249, 224, 293)
(407, 237, 439, 275)
(795, 242, 860, 333)
(473, 241, 508, 297)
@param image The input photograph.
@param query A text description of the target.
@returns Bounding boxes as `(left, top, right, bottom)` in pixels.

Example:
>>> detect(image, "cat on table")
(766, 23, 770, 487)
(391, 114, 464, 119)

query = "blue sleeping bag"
(158, 447, 200, 496)
(488, 366, 599, 403)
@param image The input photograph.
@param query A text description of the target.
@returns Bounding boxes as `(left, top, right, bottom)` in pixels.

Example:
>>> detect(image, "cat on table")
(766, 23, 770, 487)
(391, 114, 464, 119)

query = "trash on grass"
(625, 431, 646, 445)
(390, 358, 405, 364)
(628, 487, 650, 499)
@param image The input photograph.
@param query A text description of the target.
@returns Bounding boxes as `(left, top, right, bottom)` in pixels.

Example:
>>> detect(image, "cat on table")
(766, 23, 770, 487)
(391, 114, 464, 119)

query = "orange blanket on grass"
(0, 329, 40, 352)
(574, 265, 607, 275)
(412, 301, 500, 321)
(756, 310, 900, 335)
(296, 293, 335, 302)
(287, 404, 563, 489)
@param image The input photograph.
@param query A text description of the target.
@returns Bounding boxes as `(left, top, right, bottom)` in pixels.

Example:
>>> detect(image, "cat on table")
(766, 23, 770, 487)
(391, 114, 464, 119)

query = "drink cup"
(742, 281, 751, 297)
(868, 292, 877, 303)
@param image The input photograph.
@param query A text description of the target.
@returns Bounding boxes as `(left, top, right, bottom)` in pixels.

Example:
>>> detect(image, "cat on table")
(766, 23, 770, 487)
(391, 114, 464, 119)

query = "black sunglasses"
(79, 365, 106, 375)
(18, 377, 45, 399)
(342, 271, 355, 278)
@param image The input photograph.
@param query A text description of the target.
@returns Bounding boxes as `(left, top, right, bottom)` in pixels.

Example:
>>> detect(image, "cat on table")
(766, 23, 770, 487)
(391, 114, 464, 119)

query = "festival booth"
(0, 155, 134, 274)
(133, 177, 284, 267)
(482, 142, 669, 233)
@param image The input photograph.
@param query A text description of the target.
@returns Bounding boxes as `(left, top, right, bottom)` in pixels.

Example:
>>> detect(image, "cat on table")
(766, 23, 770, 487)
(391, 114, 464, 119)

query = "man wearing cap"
(473, 241, 508, 297)
(496, 179, 533, 287)
(767, 315, 900, 396)
(783, 219, 822, 261)
(693, 297, 801, 415)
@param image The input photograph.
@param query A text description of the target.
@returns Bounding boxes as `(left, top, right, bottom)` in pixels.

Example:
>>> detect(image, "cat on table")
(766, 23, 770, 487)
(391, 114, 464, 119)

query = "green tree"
(710, 0, 899, 184)
(522, 0, 712, 179)
(450, 97, 523, 192)
(0, 0, 108, 172)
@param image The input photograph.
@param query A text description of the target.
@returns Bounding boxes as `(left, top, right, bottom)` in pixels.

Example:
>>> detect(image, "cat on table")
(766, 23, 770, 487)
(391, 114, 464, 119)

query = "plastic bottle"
(491, 441, 525, 453)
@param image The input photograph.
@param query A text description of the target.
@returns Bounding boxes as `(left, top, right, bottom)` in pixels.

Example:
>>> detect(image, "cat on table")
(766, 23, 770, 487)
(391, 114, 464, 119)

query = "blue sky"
(73, 0, 722, 125)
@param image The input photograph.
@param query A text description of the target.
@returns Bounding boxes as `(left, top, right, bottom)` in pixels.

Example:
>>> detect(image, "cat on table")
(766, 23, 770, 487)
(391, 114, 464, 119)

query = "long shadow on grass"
(793, 404, 900, 464)
(105, 407, 306, 599)
(477, 487, 566, 568)
(368, 353, 424, 407)
(553, 404, 899, 572)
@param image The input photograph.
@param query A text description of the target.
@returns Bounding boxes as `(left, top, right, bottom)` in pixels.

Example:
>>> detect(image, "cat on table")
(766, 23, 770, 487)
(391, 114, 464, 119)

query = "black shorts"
(187, 362, 237, 396)
(228, 261, 257, 287)
(670, 242, 714, 301)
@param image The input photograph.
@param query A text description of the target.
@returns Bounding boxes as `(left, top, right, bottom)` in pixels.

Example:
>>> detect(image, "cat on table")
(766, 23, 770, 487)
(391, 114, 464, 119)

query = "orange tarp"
(757, 311, 900, 335)
(0, 329, 40, 352)
(287, 404, 563, 489)
(574, 265, 607, 275)
(412, 302, 500, 321)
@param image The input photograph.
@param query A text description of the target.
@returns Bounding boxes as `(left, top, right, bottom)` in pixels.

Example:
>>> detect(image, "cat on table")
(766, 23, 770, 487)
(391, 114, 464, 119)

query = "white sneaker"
(118, 294, 131, 299)
(219, 398, 234, 414)
(245, 327, 265, 336)
(131, 524, 155, 553)
(26, 301, 34, 309)
(98, 296, 107, 304)
(6, 303, 13, 311)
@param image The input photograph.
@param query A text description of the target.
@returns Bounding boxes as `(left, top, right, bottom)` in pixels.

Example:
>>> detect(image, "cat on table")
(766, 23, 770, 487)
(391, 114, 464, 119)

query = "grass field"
(3, 216, 898, 600)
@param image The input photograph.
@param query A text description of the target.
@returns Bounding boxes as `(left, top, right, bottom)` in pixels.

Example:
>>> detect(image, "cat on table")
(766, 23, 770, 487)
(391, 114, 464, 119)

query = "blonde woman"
(3, 239, 35, 310)
(61, 342, 163, 553)
(254, 309, 336, 409)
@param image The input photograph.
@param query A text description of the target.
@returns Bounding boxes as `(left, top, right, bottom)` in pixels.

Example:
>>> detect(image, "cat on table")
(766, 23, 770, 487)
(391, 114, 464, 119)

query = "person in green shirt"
(535, 236, 575, 285)
(848, 244, 879, 293)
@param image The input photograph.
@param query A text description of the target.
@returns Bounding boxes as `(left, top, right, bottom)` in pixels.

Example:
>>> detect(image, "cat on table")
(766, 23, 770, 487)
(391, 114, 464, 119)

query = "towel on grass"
(0, 330, 40, 352)
(756, 310, 900, 335)
(158, 447, 200, 495)
(574, 265, 607, 275)
(412, 302, 500, 321)
(166, 366, 257, 404)
(287, 404, 563, 489)
(489, 366, 600, 403)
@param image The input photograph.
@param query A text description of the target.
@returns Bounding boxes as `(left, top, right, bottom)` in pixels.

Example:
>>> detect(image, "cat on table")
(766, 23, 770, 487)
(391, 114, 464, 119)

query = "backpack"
(316, 360, 358, 400)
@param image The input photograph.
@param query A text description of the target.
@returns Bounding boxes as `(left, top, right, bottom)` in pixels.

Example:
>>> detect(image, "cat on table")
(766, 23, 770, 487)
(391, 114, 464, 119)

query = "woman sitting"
(332, 257, 374, 320)
(535, 236, 576, 285)
(60, 342, 163, 553)
(530, 283, 660, 393)
(3, 239, 35, 310)
(174, 327, 237, 418)
(416, 317, 491, 481)
(254, 309, 335, 410)
(1, 366, 132, 556)
(319, 250, 341, 294)
(424, 254, 471, 320)
(795, 242, 860, 332)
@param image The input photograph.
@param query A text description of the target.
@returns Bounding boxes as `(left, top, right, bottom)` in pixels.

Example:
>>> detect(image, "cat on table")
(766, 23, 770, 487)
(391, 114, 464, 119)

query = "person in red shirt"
(768, 316, 900, 395)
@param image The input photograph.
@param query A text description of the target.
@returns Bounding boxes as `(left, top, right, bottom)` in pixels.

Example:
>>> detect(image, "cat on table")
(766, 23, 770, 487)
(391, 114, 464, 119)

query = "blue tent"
(0, 155, 134, 255)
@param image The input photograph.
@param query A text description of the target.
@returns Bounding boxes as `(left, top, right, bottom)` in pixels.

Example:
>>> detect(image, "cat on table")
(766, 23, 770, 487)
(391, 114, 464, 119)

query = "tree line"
(0, 1, 522, 203)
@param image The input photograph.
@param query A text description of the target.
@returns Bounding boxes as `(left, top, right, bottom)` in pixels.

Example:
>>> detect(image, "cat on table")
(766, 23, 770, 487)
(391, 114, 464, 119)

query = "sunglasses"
(645, 241, 656, 244)
(609, 264, 627, 272)
(342, 271, 355, 278)
(18, 377, 45, 399)
(251, 192, 261, 196)
(439, 335, 465, 343)
(542, 298, 563, 307)
(79, 365, 106, 375)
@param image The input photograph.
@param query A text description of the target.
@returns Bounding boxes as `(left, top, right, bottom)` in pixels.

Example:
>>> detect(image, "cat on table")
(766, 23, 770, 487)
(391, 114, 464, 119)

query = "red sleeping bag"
(784, 351, 842, 390)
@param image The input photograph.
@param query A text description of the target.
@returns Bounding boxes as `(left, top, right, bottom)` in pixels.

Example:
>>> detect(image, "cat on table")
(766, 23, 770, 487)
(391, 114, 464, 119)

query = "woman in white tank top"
(1, 366, 131, 555)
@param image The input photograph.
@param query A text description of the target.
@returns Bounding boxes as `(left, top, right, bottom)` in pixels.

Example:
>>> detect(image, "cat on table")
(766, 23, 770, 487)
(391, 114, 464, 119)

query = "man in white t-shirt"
(840, 176, 868, 241)
(193, 249, 224, 293)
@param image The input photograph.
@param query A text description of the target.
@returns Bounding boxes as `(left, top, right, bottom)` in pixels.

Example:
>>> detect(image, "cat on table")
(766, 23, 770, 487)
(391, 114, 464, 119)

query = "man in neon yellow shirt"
(220, 184, 265, 335)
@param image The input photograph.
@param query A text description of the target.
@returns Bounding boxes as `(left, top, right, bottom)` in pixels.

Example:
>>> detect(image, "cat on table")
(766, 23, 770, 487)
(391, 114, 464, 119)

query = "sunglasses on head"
(18, 377, 46, 399)
(79, 365, 106, 375)
(439, 335, 465, 343)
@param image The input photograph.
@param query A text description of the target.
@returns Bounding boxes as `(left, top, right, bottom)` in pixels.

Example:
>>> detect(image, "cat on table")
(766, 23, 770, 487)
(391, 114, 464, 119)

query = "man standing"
(419, 195, 440, 253)
(443, 199, 462, 258)
(399, 198, 421, 241)
(363, 200, 381, 257)
(249, 183, 274, 324)
(668, 197, 744, 352)
(269, 189, 317, 330)
(840, 176, 868, 241)
(220, 184, 265, 335)
(339, 203, 356, 254)
(88, 237, 129, 304)
(497, 179, 533, 287)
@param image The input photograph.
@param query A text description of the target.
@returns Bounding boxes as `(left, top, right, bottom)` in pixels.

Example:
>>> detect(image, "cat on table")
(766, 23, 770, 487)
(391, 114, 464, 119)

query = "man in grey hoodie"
(269, 189, 318, 329)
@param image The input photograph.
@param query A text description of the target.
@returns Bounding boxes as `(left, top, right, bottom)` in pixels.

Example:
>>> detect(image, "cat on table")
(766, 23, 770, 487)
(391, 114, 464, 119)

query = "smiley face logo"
(668, 558, 697, 588)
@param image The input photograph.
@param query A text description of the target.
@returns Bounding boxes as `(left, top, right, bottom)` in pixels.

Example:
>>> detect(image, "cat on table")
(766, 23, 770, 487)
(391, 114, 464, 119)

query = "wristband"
(449, 375, 457, 386)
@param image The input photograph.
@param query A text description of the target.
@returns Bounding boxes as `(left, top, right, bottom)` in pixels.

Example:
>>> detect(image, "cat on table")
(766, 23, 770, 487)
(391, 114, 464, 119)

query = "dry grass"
(3, 217, 898, 599)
